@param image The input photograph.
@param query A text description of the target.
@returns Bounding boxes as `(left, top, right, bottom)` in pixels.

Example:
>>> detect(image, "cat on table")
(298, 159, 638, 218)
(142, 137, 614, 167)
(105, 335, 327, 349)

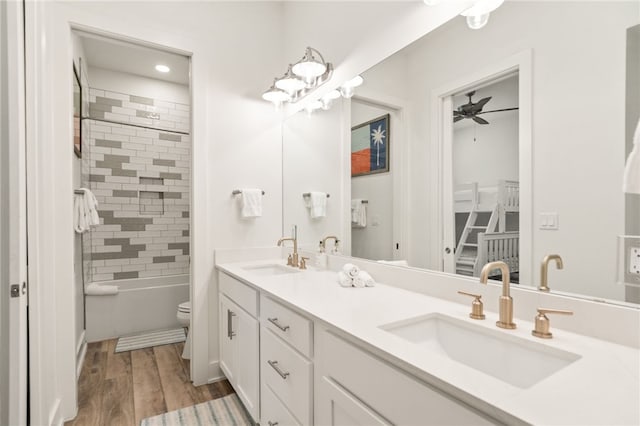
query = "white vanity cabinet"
(218, 273, 259, 422)
(260, 295, 314, 426)
(315, 328, 500, 426)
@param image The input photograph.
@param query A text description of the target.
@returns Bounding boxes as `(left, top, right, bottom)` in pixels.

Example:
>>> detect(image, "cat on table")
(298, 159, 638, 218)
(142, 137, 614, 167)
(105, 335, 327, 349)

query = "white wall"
(452, 75, 519, 187)
(27, 1, 284, 423)
(351, 100, 394, 261)
(282, 103, 346, 250)
(87, 67, 189, 104)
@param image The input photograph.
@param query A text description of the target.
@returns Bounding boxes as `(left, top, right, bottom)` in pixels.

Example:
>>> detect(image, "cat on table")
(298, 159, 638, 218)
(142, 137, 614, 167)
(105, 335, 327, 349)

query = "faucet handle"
(299, 257, 309, 270)
(532, 308, 573, 339)
(457, 291, 485, 320)
(286, 254, 293, 266)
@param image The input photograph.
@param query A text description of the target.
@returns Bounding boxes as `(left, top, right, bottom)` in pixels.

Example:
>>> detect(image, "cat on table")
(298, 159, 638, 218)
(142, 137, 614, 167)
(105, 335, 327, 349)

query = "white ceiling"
(77, 32, 190, 85)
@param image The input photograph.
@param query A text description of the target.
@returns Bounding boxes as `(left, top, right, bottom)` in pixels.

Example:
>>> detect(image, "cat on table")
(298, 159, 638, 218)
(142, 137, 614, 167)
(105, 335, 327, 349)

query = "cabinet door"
(317, 376, 390, 426)
(234, 305, 260, 421)
(219, 295, 237, 384)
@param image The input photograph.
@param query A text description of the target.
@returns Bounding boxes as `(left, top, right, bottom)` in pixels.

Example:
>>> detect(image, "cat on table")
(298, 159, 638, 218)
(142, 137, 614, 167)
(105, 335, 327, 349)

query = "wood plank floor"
(66, 340, 234, 426)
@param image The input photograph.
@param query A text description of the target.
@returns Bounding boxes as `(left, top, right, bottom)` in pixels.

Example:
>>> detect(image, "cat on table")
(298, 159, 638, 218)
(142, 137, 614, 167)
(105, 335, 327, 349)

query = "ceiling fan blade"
(453, 110, 463, 116)
(477, 107, 519, 115)
(453, 116, 464, 122)
(473, 116, 489, 125)
(471, 96, 492, 112)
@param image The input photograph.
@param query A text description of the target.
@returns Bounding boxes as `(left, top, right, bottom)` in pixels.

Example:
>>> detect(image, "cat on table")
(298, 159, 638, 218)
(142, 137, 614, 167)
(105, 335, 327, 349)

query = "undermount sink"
(242, 263, 300, 276)
(380, 313, 580, 389)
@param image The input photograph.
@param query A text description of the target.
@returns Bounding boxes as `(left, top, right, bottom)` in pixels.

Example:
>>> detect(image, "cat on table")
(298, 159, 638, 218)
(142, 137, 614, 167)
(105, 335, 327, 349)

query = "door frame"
(1, 0, 29, 424)
(430, 49, 533, 284)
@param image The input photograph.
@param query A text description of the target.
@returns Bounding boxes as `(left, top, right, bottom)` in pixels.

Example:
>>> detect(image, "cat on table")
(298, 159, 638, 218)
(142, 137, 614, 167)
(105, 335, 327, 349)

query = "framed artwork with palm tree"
(351, 114, 389, 177)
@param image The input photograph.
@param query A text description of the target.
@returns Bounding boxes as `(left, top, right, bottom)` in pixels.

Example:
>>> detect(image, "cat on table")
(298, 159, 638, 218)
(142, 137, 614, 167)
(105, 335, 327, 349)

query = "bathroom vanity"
(216, 249, 640, 426)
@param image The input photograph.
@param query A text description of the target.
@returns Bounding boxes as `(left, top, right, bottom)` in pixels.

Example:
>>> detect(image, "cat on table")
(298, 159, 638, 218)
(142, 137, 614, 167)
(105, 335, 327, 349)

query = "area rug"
(140, 394, 253, 426)
(114, 328, 186, 353)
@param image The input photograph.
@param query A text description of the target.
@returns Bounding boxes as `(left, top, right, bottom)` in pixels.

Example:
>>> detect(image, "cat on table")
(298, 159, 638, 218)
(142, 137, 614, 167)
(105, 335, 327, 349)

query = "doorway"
(449, 74, 520, 282)
(434, 50, 533, 286)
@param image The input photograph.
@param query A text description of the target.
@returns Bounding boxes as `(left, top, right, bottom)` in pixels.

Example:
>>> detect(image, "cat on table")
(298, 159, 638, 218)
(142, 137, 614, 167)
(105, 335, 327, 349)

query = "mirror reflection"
(283, 1, 640, 306)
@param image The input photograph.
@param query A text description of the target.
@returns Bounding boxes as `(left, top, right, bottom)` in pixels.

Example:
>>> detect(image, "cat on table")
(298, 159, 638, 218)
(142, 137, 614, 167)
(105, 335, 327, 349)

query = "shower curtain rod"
(82, 117, 190, 135)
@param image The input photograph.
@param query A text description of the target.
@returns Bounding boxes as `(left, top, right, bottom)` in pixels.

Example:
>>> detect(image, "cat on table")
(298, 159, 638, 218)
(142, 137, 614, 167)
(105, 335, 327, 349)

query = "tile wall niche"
(82, 88, 190, 283)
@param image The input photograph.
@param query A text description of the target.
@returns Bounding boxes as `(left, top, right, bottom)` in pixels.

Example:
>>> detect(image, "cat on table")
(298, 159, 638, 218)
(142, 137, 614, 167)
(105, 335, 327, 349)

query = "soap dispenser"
(315, 240, 328, 269)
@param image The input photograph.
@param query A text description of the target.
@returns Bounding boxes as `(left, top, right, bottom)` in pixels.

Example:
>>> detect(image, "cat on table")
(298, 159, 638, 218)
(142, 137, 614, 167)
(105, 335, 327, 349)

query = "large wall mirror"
(283, 1, 640, 306)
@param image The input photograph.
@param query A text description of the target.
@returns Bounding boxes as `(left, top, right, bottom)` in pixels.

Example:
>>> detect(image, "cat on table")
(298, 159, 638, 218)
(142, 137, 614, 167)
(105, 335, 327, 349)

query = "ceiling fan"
(453, 91, 518, 125)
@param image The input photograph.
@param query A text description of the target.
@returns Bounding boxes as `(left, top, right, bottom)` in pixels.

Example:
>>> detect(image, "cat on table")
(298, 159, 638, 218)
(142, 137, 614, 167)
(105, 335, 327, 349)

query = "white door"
(0, 0, 29, 424)
(441, 96, 456, 273)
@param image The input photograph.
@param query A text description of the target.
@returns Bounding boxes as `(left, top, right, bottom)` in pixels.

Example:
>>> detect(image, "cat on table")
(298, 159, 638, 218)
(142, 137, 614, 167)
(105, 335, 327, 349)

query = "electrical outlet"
(630, 247, 640, 274)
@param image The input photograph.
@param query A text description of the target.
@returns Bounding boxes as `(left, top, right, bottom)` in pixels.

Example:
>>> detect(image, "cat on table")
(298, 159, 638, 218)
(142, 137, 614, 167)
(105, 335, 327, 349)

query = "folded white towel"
(337, 271, 352, 287)
(304, 191, 327, 218)
(356, 271, 376, 287)
(342, 263, 360, 279)
(351, 199, 367, 228)
(81, 188, 100, 226)
(352, 274, 366, 288)
(74, 188, 100, 233)
(240, 189, 263, 217)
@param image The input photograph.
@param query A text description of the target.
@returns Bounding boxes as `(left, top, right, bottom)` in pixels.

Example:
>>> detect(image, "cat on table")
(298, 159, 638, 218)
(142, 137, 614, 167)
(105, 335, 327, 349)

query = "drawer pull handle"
(268, 317, 290, 332)
(267, 360, 290, 379)
(268, 422, 279, 426)
(227, 309, 236, 339)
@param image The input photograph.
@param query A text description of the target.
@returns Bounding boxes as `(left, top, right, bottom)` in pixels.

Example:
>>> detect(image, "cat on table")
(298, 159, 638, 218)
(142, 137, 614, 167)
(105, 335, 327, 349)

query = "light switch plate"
(539, 212, 559, 230)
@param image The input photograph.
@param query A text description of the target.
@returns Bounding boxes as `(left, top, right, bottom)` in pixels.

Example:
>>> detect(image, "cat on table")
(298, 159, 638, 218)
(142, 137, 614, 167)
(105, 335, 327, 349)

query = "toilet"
(177, 301, 191, 359)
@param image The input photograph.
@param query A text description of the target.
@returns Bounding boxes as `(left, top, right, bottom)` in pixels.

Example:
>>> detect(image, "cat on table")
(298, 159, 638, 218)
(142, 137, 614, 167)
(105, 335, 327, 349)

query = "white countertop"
(216, 258, 640, 426)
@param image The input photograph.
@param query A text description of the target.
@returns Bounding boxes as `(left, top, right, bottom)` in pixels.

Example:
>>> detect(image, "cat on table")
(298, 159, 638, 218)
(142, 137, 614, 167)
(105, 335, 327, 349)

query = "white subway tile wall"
(82, 88, 190, 282)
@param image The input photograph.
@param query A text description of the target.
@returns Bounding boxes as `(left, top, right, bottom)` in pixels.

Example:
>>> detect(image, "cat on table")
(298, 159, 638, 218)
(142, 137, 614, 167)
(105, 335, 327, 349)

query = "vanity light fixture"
(623, 119, 640, 194)
(292, 47, 329, 87)
(155, 64, 170, 73)
(263, 46, 333, 109)
(460, 0, 504, 30)
(339, 75, 364, 98)
(275, 65, 307, 94)
(262, 79, 291, 109)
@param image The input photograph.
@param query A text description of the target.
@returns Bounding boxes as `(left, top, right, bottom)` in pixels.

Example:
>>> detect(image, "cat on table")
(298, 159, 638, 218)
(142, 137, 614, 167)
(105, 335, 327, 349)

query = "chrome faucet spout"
(480, 261, 516, 329)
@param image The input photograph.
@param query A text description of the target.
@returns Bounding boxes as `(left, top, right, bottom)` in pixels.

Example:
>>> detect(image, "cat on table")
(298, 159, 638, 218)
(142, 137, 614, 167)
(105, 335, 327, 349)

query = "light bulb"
(292, 47, 327, 83)
(466, 13, 489, 29)
(460, 0, 504, 30)
(339, 75, 364, 98)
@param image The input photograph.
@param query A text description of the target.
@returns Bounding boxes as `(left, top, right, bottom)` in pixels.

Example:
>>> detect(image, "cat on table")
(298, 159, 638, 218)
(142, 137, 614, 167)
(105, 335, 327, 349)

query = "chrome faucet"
(480, 261, 516, 329)
(278, 226, 299, 267)
(539, 254, 563, 292)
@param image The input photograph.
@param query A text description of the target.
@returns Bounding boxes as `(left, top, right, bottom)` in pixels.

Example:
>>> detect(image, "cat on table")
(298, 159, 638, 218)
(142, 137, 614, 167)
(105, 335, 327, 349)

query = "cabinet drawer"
(316, 329, 497, 426)
(261, 295, 313, 357)
(219, 272, 257, 317)
(261, 381, 301, 426)
(261, 327, 312, 425)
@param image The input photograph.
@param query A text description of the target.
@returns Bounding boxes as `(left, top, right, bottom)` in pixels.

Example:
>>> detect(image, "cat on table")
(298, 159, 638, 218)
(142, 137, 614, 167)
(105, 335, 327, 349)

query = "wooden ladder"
(455, 205, 500, 276)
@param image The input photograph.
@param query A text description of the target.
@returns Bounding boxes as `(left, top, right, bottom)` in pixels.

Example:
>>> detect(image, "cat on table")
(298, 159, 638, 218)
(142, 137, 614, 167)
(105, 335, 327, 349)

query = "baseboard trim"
(76, 331, 87, 379)
(207, 360, 225, 384)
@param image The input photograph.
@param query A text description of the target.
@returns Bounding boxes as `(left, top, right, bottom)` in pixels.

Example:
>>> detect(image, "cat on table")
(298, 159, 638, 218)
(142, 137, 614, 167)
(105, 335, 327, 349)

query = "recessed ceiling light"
(155, 64, 170, 73)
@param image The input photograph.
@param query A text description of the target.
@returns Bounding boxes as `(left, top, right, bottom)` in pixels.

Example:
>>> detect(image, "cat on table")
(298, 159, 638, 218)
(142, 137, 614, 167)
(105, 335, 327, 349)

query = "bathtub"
(85, 274, 189, 342)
